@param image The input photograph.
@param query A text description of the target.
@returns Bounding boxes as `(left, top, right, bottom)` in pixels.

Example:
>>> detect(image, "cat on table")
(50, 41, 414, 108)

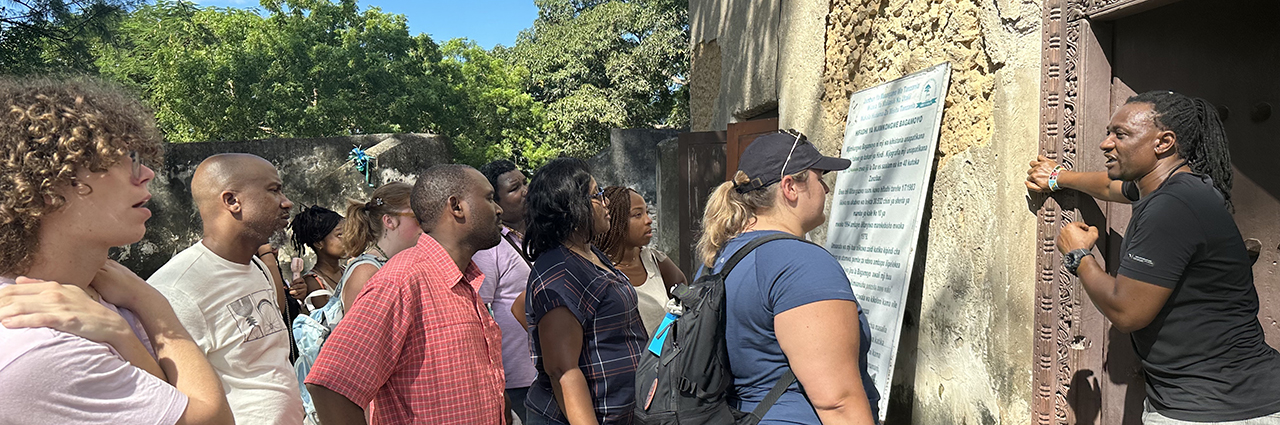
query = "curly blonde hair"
(0, 76, 164, 276)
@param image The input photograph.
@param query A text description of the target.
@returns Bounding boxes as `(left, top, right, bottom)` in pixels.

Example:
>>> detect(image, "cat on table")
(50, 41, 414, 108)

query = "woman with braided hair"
(592, 186, 686, 336)
(1029, 91, 1280, 423)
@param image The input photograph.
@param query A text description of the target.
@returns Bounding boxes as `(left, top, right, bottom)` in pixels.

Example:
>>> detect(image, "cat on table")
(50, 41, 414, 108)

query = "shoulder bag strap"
(717, 233, 812, 277)
(742, 368, 797, 425)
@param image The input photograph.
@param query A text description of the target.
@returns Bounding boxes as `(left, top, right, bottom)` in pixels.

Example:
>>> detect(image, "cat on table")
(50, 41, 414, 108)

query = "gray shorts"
(1143, 401, 1280, 425)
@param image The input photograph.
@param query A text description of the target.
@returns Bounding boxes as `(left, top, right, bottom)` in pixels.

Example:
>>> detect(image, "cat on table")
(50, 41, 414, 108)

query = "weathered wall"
(689, 0, 781, 130)
(820, 0, 1042, 423)
(689, 0, 1044, 422)
(113, 133, 449, 277)
(587, 128, 683, 260)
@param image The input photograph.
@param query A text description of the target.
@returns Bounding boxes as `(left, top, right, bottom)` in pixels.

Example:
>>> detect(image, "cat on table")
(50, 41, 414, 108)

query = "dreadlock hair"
(341, 182, 413, 257)
(1127, 91, 1233, 210)
(480, 159, 519, 201)
(593, 186, 639, 262)
(524, 158, 596, 260)
(289, 205, 343, 255)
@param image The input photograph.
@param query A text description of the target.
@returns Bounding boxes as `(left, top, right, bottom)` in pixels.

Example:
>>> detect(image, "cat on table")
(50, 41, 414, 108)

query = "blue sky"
(189, 0, 540, 49)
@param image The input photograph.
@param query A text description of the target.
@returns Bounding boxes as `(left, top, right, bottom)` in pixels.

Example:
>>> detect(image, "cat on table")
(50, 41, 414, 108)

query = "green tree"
(0, 0, 134, 73)
(506, 0, 688, 157)
(96, 0, 451, 142)
(437, 38, 557, 168)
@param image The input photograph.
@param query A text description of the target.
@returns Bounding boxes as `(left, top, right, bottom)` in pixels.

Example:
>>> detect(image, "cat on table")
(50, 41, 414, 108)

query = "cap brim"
(811, 156, 851, 172)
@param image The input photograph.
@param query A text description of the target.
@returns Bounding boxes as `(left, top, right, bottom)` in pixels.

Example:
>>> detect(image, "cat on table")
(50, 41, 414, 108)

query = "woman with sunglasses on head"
(0, 77, 232, 424)
(523, 158, 647, 425)
(698, 131, 879, 424)
(337, 182, 419, 314)
(287, 205, 346, 311)
(593, 186, 686, 336)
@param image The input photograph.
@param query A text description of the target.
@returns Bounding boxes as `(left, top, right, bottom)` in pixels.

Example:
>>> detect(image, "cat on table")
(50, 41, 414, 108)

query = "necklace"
(372, 244, 390, 261)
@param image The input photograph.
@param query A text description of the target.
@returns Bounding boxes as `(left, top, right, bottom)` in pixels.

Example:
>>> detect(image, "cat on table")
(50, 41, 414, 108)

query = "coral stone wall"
(820, 0, 1043, 423)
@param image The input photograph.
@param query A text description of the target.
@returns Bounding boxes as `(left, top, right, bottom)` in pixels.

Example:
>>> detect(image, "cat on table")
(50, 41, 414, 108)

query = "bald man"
(148, 154, 304, 425)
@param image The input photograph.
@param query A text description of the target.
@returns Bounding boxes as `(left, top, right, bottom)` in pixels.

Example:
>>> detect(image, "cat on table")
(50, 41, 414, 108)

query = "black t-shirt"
(1119, 173, 1280, 421)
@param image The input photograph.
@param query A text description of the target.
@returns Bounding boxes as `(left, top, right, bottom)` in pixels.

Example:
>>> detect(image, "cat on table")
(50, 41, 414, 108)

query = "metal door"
(677, 131, 727, 274)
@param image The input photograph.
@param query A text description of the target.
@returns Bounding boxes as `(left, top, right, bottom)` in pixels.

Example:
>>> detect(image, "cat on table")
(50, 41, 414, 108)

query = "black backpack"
(634, 233, 810, 424)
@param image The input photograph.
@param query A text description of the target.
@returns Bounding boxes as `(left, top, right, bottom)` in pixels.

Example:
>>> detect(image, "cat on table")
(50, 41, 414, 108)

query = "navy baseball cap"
(735, 130, 850, 193)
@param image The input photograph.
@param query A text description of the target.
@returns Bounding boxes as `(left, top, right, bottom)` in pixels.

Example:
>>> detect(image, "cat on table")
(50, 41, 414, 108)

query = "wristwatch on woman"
(1063, 248, 1094, 276)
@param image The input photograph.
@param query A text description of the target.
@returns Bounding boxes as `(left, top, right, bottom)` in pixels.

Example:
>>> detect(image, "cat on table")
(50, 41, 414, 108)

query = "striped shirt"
(525, 245, 647, 424)
(306, 234, 506, 424)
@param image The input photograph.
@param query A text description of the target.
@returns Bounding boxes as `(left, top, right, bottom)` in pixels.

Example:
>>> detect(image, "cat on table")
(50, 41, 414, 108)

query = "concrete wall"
(689, 0, 1043, 423)
(112, 133, 449, 277)
(587, 128, 683, 261)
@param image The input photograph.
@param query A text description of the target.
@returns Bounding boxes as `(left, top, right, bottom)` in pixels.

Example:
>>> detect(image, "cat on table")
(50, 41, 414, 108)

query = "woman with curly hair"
(0, 77, 232, 424)
(592, 186, 686, 336)
(522, 158, 647, 425)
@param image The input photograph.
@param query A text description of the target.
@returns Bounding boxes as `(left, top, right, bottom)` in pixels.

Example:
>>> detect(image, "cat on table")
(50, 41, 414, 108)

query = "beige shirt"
(149, 241, 304, 425)
(636, 246, 673, 336)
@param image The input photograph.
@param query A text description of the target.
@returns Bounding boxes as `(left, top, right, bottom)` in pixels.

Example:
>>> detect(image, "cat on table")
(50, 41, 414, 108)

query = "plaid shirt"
(306, 234, 505, 424)
(525, 245, 647, 424)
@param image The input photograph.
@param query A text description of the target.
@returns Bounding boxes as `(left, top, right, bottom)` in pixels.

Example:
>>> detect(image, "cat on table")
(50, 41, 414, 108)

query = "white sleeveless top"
(635, 246, 673, 336)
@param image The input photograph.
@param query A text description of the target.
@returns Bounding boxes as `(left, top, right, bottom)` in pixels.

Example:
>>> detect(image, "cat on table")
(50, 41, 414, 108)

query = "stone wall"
(587, 128, 683, 261)
(689, 0, 1044, 422)
(113, 133, 449, 277)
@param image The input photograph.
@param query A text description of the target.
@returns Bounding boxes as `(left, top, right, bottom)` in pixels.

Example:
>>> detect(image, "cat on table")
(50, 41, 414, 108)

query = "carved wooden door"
(1062, 0, 1280, 423)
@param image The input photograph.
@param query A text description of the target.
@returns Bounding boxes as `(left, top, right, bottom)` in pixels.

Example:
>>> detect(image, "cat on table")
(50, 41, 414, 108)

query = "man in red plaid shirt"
(306, 164, 508, 424)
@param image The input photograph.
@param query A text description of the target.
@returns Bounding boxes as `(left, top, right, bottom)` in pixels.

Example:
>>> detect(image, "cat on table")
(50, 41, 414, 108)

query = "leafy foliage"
(96, 0, 449, 142)
(5, 0, 689, 168)
(506, 0, 688, 157)
(0, 0, 134, 73)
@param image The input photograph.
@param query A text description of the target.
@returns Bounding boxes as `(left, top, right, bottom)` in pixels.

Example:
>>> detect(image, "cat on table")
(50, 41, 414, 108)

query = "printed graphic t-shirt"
(0, 278, 188, 424)
(1119, 173, 1280, 421)
(148, 241, 304, 425)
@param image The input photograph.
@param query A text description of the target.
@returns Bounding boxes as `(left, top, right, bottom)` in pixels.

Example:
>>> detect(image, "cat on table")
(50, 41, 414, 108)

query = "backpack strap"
(742, 368, 797, 425)
(717, 233, 811, 278)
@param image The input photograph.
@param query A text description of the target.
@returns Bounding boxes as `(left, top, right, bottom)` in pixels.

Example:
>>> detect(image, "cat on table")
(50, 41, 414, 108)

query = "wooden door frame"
(1034, 0, 1175, 423)
(725, 118, 780, 181)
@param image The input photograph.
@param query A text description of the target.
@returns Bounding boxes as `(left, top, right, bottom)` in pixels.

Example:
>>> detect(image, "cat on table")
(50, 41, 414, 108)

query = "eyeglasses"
(590, 187, 606, 204)
(127, 150, 143, 182)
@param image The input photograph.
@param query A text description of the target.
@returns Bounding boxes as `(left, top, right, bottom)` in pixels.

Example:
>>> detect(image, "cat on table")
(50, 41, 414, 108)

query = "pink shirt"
(0, 279, 188, 424)
(472, 226, 537, 388)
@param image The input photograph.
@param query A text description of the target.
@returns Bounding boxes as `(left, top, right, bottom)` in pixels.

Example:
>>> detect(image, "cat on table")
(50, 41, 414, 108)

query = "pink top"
(472, 226, 537, 389)
(0, 279, 188, 424)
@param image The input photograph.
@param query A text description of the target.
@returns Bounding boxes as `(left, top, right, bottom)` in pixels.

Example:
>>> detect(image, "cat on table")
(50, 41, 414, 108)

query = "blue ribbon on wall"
(348, 147, 375, 187)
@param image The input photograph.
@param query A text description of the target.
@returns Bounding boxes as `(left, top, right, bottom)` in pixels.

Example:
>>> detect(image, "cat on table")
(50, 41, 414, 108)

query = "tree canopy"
(505, 0, 688, 157)
(4, 0, 688, 168)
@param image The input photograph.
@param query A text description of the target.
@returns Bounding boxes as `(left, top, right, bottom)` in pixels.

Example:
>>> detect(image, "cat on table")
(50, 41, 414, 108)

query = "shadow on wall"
(111, 133, 450, 278)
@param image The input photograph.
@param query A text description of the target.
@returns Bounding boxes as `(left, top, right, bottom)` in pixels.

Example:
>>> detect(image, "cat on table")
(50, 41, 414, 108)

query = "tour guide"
(1027, 91, 1280, 423)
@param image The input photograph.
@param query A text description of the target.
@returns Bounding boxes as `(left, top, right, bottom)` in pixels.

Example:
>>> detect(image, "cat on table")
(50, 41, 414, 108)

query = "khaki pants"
(1143, 401, 1280, 425)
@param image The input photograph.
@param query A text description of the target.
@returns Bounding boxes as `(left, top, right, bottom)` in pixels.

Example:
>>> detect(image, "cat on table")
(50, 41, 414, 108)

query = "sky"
(189, 0, 540, 49)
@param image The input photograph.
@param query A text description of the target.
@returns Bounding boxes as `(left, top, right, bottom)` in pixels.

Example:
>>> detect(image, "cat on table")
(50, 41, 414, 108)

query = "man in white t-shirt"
(149, 153, 304, 425)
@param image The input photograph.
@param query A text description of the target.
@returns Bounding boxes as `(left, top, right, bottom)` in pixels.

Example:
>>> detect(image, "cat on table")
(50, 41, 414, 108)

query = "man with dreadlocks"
(1027, 91, 1280, 423)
